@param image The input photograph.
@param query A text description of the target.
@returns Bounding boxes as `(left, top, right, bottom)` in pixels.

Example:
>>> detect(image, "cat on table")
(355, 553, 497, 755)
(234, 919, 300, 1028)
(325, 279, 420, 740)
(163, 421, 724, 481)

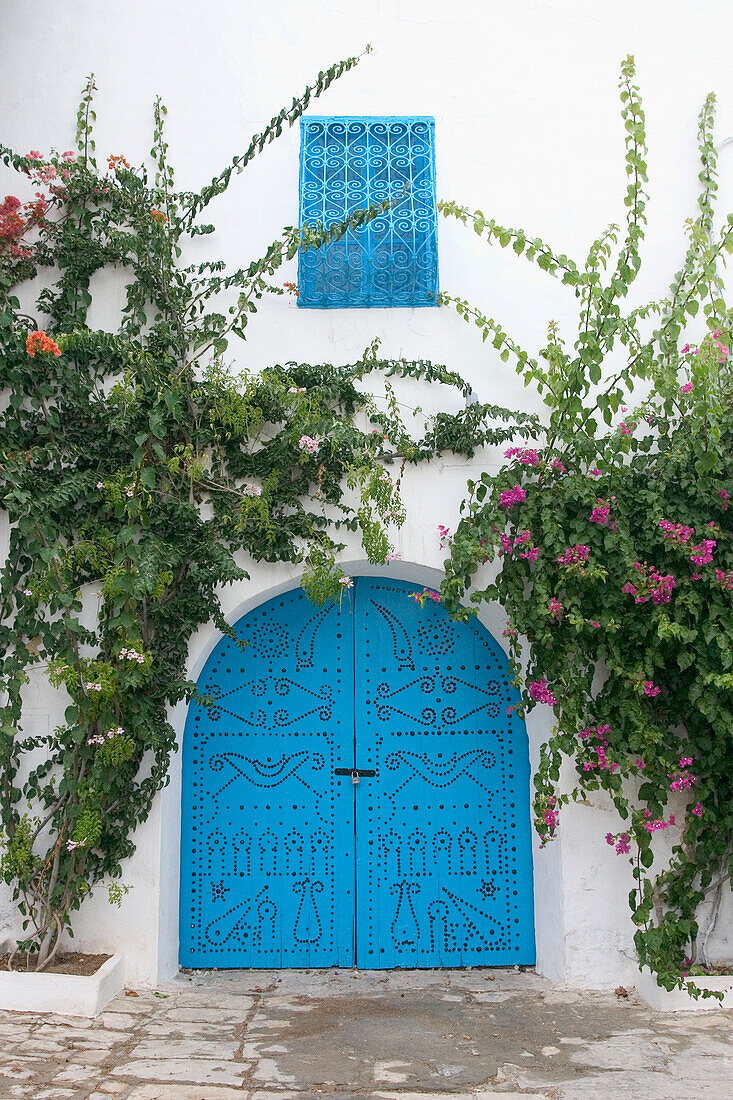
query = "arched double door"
(179, 577, 535, 968)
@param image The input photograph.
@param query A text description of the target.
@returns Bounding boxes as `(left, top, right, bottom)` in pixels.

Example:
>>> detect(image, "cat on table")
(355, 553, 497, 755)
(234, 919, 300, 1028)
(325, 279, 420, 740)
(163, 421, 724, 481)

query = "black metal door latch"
(334, 767, 376, 785)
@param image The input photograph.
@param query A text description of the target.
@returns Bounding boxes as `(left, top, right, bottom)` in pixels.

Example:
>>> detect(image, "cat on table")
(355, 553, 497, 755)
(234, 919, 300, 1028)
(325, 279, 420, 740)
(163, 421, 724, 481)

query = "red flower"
(26, 330, 61, 358)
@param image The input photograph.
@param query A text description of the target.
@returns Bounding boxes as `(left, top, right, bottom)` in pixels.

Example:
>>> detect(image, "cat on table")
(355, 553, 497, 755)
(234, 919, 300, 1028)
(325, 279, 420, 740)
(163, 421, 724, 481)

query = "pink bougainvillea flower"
(644, 812, 676, 833)
(589, 498, 611, 525)
(589, 467, 602, 477)
(680, 381, 693, 394)
(643, 680, 661, 697)
(548, 596, 563, 620)
(690, 539, 716, 565)
(619, 421, 635, 436)
(528, 679, 556, 706)
(504, 446, 539, 467)
(659, 520, 695, 544)
(298, 435, 319, 455)
(499, 485, 526, 509)
(550, 458, 567, 473)
(557, 544, 590, 567)
(692, 802, 703, 817)
(408, 588, 441, 604)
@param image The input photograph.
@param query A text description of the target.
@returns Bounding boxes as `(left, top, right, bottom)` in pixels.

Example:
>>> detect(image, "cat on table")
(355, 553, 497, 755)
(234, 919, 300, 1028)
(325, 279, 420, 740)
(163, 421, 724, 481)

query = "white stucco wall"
(1, 0, 732, 987)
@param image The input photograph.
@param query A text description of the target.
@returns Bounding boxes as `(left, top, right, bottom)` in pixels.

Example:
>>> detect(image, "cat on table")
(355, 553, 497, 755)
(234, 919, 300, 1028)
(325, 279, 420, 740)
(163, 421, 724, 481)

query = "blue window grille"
(298, 116, 439, 309)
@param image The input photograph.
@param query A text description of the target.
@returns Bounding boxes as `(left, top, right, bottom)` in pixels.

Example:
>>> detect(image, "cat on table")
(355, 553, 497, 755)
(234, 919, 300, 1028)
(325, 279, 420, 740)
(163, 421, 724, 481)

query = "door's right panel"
(354, 578, 535, 968)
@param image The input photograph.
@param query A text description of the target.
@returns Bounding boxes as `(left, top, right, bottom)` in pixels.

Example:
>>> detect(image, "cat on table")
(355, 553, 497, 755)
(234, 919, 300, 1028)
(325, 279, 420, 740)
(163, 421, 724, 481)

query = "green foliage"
(440, 57, 733, 995)
(0, 60, 517, 970)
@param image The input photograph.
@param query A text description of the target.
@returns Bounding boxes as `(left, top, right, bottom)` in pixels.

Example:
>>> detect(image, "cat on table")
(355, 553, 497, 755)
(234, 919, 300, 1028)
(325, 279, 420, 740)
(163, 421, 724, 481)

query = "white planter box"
(0, 953, 125, 1017)
(635, 966, 733, 1011)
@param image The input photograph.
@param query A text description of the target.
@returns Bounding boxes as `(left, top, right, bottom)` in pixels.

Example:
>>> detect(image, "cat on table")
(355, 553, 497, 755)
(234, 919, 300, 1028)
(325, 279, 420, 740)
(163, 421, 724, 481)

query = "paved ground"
(0, 967, 731, 1099)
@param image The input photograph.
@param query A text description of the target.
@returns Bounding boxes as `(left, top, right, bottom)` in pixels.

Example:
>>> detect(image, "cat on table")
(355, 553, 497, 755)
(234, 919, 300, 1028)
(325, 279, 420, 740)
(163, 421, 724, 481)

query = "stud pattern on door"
(179, 589, 355, 967)
(179, 578, 535, 968)
(355, 579, 535, 967)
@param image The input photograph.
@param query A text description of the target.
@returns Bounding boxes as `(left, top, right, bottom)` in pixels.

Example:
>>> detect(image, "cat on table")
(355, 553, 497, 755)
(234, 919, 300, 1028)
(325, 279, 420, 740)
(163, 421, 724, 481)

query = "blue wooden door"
(354, 578, 535, 967)
(180, 578, 535, 968)
(179, 589, 355, 967)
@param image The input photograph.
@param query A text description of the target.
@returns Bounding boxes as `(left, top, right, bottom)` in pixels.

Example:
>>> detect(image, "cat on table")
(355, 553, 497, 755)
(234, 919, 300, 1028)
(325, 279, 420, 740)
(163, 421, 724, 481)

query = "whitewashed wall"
(1, 0, 733, 986)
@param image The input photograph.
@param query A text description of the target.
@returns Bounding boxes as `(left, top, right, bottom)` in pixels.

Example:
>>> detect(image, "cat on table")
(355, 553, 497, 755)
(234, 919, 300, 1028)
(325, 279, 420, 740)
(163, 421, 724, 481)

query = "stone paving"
(0, 967, 731, 1100)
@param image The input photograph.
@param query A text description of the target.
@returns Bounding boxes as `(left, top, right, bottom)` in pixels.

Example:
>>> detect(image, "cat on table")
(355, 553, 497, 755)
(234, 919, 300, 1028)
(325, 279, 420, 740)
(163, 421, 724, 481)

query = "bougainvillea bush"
(0, 59, 528, 970)
(440, 58, 733, 993)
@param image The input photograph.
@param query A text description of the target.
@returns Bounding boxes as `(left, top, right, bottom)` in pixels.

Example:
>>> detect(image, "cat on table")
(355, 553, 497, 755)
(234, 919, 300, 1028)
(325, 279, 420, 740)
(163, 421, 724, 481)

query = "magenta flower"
(504, 446, 539, 467)
(692, 802, 703, 817)
(615, 834, 631, 855)
(519, 547, 539, 562)
(643, 681, 660, 697)
(659, 520, 695, 545)
(499, 485, 526, 509)
(589, 467, 602, 477)
(548, 597, 563, 620)
(619, 421, 635, 436)
(644, 811, 676, 833)
(550, 458, 567, 473)
(680, 381, 693, 394)
(690, 539, 715, 565)
(589, 498, 611, 526)
(557, 544, 590, 567)
(528, 679, 557, 706)
(670, 768, 696, 791)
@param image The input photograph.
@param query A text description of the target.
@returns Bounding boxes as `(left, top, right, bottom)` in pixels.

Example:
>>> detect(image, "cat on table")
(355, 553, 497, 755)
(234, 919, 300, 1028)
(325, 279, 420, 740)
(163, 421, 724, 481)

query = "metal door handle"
(334, 768, 376, 779)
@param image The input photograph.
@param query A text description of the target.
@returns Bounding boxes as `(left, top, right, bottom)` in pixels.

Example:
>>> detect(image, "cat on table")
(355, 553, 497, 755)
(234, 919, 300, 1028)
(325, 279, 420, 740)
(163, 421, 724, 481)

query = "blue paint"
(179, 590, 355, 967)
(298, 117, 439, 309)
(354, 579, 535, 967)
(179, 578, 535, 968)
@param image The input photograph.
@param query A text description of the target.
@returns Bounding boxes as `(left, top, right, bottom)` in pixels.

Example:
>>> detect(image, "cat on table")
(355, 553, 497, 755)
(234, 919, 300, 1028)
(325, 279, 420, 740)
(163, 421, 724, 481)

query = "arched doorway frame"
(152, 559, 563, 982)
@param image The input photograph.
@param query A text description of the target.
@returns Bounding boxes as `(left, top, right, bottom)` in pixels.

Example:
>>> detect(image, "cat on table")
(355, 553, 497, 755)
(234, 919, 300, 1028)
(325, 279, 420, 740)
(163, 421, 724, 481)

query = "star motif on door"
(479, 878, 497, 900)
(211, 880, 230, 902)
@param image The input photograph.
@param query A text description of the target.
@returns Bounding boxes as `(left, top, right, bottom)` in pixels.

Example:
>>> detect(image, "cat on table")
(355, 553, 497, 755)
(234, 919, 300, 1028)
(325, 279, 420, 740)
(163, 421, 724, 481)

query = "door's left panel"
(180, 589, 355, 967)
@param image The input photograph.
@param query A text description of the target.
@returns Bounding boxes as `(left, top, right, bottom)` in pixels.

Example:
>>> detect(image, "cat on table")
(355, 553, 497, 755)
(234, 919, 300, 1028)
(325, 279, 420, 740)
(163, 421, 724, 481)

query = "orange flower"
(283, 281, 300, 297)
(26, 330, 61, 358)
(107, 154, 130, 171)
(150, 208, 168, 223)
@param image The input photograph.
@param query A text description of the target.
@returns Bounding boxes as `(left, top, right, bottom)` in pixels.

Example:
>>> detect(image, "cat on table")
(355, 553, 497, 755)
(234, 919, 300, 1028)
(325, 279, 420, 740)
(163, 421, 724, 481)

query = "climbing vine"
(440, 57, 733, 994)
(0, 59, 527, 969)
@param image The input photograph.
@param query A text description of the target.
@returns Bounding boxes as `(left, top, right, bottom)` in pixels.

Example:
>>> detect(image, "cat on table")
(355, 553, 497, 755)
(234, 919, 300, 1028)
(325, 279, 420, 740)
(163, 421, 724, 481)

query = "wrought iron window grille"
(298, 116, 439, 309)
